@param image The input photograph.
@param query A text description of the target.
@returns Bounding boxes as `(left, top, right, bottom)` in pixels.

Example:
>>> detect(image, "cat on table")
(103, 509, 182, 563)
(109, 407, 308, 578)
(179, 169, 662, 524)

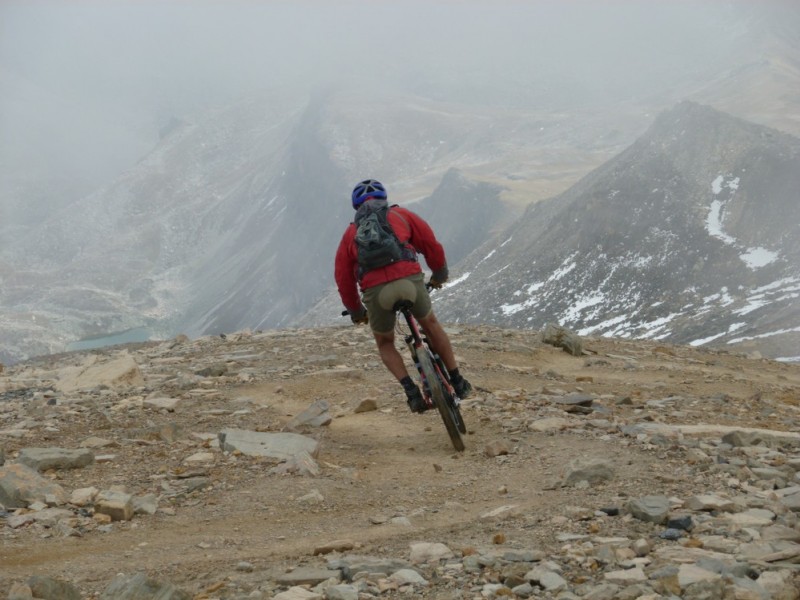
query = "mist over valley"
(1, 1, 799, 364)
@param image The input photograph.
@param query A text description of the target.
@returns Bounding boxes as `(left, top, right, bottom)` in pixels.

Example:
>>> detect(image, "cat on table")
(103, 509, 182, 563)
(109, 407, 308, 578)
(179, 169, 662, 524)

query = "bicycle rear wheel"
(434, 355, 467, 434)
(418, 348, 465, 452)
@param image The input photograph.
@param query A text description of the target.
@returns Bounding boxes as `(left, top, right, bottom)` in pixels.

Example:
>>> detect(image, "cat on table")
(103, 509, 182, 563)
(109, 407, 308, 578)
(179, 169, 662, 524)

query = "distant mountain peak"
(435, 103, 800, 359)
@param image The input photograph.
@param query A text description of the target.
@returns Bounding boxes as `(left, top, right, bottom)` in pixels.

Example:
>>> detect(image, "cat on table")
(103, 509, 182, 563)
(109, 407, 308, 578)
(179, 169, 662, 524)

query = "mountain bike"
(395, 296, 467, 452)
(342, 292, 467, 452)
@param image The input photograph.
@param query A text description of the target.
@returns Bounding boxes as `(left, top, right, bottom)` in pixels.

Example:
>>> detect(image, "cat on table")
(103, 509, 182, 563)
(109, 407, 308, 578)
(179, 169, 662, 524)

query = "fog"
(1, 0, 775, 225)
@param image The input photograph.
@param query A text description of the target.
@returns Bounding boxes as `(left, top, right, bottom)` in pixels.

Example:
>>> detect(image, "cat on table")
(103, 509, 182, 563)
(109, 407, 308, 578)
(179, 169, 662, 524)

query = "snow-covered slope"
(435, 102, 800, 360)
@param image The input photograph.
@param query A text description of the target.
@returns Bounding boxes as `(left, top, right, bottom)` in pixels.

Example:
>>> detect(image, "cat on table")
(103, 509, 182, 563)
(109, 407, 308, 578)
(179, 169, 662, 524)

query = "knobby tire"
(417, 349, 465, 452)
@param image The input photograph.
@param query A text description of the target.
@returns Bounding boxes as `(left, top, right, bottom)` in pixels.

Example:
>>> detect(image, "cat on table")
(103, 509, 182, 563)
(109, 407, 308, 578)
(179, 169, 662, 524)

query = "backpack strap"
(388, 205, 417, 261)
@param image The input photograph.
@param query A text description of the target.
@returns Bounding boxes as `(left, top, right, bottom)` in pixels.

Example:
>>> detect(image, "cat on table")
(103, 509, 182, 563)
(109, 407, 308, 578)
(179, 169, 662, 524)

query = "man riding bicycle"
(334, 179, 472, 413)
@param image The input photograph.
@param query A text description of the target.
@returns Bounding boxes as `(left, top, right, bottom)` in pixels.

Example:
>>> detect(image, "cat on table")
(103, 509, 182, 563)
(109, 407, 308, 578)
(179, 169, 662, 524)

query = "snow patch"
(728, 326, 800, 343)
(776, 356, 800, 363)
(706, 200, 736, 244)
(740, 247, 779, 269)
(444, 272, 471, 288)
(706, 175, 780, 269)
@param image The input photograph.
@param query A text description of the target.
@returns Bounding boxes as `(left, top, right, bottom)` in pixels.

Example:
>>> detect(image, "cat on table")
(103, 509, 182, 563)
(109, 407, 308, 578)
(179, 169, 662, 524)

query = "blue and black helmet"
(351, 179, 387, 209)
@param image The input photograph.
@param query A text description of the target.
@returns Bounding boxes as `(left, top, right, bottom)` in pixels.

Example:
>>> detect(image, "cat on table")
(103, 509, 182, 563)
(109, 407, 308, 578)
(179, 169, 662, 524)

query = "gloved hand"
(429, 266, 449, 289)
(349, 306, 368, 325)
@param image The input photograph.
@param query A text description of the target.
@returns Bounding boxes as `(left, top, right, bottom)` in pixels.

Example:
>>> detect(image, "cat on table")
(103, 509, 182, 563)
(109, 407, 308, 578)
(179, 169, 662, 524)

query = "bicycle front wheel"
(418, 349, 465, 452)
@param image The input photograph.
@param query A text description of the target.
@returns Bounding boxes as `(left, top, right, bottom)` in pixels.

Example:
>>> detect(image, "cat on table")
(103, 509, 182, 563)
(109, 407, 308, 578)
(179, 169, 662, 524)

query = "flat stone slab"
(18, 447, 94, 471)
(275, 567, 341, 586)
(218, 429, 319, 459)
(635, 423, 800, 443)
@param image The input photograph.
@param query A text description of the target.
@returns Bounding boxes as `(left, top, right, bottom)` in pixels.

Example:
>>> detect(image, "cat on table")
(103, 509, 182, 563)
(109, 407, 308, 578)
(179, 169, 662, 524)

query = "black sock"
(449, 368, 461, 383)
(400, 376, 416, 392)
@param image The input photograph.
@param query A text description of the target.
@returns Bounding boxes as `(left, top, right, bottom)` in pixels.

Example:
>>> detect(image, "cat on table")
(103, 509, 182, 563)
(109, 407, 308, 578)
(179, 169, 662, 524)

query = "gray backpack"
(354, 200, 416, 275)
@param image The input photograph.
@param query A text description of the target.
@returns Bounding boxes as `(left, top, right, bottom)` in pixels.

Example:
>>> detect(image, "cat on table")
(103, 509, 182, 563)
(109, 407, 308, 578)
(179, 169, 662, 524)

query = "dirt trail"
(1, 325, 799, 596)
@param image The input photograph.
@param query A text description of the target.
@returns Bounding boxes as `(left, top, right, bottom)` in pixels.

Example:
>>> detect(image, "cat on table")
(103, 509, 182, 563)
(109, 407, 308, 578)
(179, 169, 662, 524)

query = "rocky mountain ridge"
(434, 102, 800, 361)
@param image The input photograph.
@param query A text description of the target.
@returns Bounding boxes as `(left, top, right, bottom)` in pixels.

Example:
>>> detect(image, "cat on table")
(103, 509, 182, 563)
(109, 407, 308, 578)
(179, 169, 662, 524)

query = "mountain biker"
(335, 179, 472, 413)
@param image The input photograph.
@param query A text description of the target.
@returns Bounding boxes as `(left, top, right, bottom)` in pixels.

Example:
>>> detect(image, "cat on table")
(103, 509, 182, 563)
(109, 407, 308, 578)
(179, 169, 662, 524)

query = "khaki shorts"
(362, 273, 432, 334)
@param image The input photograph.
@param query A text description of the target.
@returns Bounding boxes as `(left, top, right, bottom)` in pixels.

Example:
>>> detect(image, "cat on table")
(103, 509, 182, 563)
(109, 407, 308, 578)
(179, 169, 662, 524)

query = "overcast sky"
(0, 0, 783, 217)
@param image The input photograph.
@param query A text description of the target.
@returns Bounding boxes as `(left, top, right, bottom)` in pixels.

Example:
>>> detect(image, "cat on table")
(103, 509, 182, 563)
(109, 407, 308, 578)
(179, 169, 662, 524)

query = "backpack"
(354, 199, 416, 276)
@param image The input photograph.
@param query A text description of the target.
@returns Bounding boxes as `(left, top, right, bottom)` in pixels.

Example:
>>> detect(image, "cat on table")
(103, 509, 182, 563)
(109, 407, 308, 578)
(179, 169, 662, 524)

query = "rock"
(133, 493, 158, 515)
(666, 514, 694, 531)
(297, 489, 325, 505)
(327, 555, 412, 577)
(144, 397, 180, 411)
(56, 352, 145, 392)
(660, 528, 683, 540)
(273, 588, 323, 600)
(324, 584, 359, 600)
(541, 323, 583, 356)
(686, 493, 736, 512)
(409, 542, 454, 564)
(678, 564, 721, 588)
(99, 573, 191, 599)
(582, 583, 620, 600)
(779, 489, 800, 512)
(632, 538, 652, 557)
(484, 440, 511, 457)
(722, 430, 780, 448)
(27, 575, 82, 600)
(285, 399, 332, 430)
(481, 505, 519, 520)
(525, 566, 568, 591)
(562, 457, 614, 487)
(603, 568, 647, 584)
(18, 447, 94, 471)
(313, 539, 356, 556)
(70, 486, 99, 506)
(218, 429, 319, 460)
(0, 463, 67, 508)
(528, 417, 571, 432)
(269, 451, 321, 477)
(390, 569, 428, 586)
(629, 495, 670, 524)
(555, 393, 594, 408)
(276, 567, 341, 586)
(95, 490, 134, 521)
(354, 398, 378, 413)
(726, 508, 775, 527)
(757, 570, 799, 600)
(195, 364, 228, 377)
(7, 583, 33, 600)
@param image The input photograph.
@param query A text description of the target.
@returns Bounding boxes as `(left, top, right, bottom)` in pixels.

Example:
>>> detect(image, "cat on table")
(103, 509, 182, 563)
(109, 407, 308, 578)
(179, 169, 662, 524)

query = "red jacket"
(335, 204, 446, 312)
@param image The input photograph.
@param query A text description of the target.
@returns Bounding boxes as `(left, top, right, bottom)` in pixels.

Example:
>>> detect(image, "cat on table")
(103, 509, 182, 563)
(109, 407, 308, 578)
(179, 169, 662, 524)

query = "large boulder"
(0, 463, 68, 508)
(56, 352, 145, 392)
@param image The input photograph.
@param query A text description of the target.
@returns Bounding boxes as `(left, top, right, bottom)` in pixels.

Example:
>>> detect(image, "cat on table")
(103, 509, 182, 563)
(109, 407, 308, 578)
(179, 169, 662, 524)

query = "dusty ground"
(1, 324, 799, 597)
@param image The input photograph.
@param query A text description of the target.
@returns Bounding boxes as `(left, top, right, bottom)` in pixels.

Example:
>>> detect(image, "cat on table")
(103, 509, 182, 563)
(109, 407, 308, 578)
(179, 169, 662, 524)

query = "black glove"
(349, 306, 368, 325)
(429, 266, 449, 289)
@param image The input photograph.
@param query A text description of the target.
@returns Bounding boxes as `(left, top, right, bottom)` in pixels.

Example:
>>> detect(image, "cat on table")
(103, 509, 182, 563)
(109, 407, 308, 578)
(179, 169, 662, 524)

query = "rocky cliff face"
(435, 102, 800, 360)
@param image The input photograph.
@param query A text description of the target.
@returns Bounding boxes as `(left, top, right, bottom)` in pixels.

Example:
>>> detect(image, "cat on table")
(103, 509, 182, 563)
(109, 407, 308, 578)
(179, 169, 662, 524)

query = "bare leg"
(374, 331, 410, 381)
(417, 311, 457, 371)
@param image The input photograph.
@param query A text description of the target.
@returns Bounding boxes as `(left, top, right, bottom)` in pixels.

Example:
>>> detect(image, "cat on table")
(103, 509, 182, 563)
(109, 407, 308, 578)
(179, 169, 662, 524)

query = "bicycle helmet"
(351, 179, 387, 209)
